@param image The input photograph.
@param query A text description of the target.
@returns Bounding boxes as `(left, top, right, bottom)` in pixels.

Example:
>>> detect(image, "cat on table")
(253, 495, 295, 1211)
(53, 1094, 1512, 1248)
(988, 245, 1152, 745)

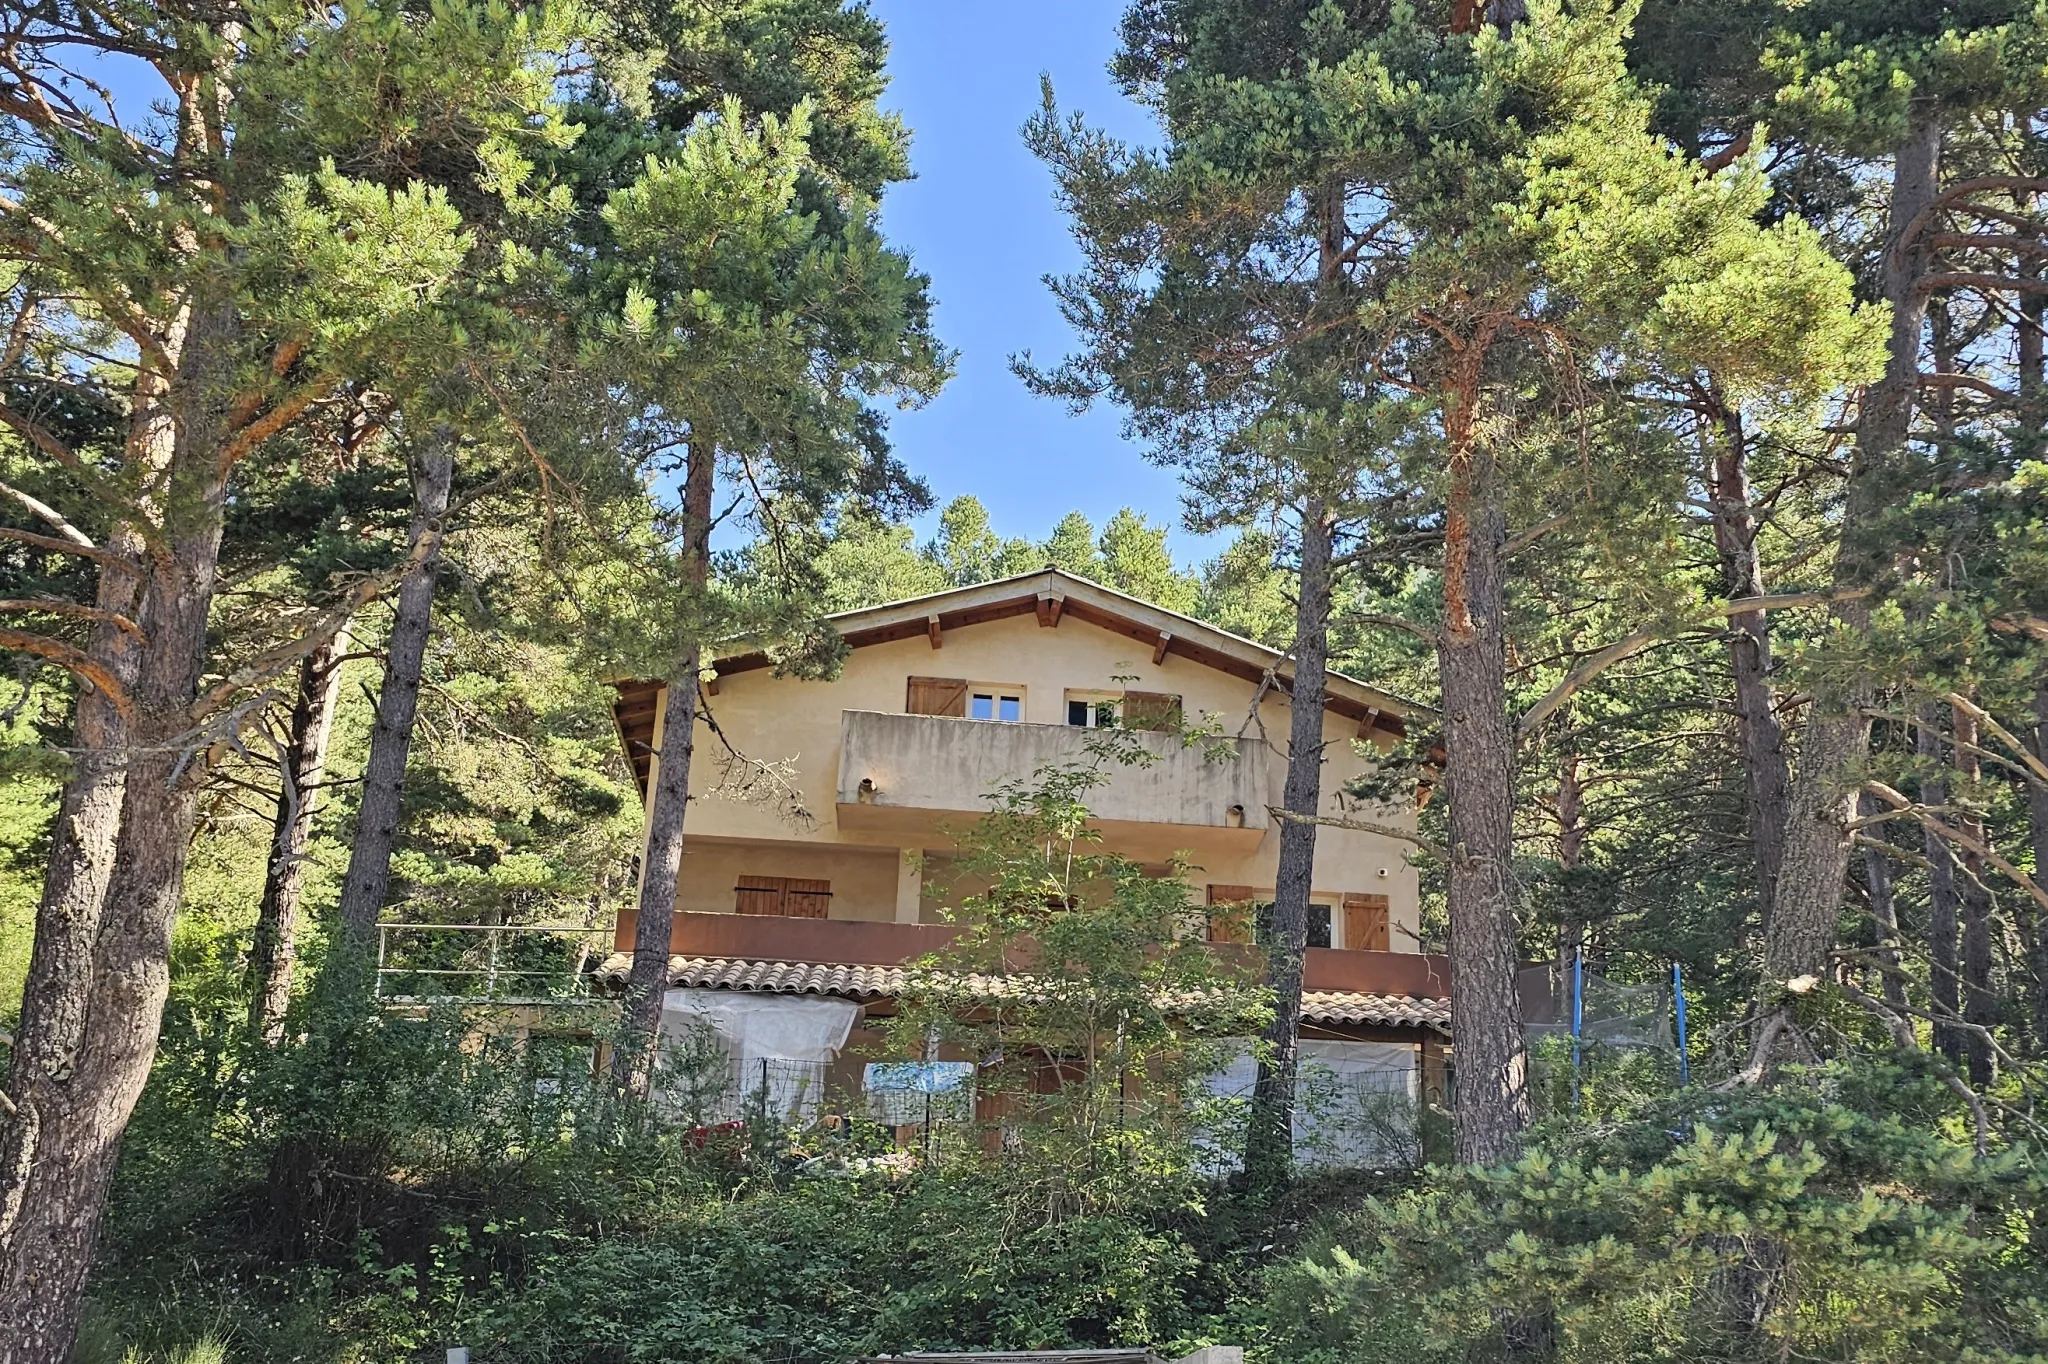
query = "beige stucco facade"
(631, 572, 1423, 952)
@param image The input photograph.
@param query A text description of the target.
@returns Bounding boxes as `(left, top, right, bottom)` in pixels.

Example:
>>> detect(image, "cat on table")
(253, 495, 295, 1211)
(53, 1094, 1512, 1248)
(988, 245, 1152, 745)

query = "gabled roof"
(610, 568, 1422, 792)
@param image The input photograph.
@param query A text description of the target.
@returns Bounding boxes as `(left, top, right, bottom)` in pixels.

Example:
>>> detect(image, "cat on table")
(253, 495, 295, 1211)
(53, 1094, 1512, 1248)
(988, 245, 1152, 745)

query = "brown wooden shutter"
(1123, 690, 1182, 732)
(735, 875, 833, 917)
(783, 878, 832, 919)
(1206, 884, 1256, 944)
(906, 676, 968, 717)
(735, 876, 786, 915)
(1343, 892, 1390, 951)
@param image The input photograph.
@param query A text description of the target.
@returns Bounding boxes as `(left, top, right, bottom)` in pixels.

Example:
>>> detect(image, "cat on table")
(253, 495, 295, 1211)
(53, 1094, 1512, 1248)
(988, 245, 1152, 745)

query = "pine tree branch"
(1945, 691, 2048, 787)
(1861, 706, 2045, 787)
(1502, 513, 1567, 557)
(1861, 781, 2048, 914)
(1917, 372, 2013, 402)
(1517, 590, 1869, 739)
(0, 525, 123, 566)
(1834, 979, 1990, 1156)
(0, 626, 132, 716)
(0, 478, 92, 545)
(185, 469, 503, 722)
(0, 396, 81, 470)
(1925, 232, 2048, 256)
(1989, 612, 2048, 641)
(0, 598, 142, 637)
(1334, 611, 1436, 643)
(0, 199, 176, 374)
(213, 374, 336, 478)
(1267, 806, 1445, 859)
(1919, 271, 2048, 298)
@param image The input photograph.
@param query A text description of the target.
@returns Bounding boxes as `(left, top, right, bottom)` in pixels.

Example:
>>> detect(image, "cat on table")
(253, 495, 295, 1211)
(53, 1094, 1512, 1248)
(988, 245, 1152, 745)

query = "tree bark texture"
(1553, 752, 1585, 1019)
(334, 439, 455, 953)
(0, 298, 234, 1363)
(1950, 702, 1998, 1087)
(2031, 680, 2048, 1051)
(614, 437, 716, 1092)
(1706, 407, 1790, 913)
(247, 632, 349, 1040)
(1854, 792, 1907, 1010)
(1919, 708, 1965, 1065)
(1764, 108, 1940, 987)
(1243, 498, 1332, 1190)
(1438, 423, 1531, 1166)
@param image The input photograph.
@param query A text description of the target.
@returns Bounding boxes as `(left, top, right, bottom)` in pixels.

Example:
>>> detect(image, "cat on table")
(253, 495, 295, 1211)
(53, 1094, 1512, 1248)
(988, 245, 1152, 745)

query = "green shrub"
(1267, 1059, 2048, 1363)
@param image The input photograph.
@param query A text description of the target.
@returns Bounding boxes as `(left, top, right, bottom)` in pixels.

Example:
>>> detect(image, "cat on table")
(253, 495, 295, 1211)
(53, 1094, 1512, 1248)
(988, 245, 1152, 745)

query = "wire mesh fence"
(373, 922, 609, 1002)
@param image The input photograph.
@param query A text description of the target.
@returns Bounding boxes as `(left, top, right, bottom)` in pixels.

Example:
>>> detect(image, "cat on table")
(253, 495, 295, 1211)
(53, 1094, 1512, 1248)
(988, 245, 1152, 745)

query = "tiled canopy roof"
(594, 952, 1449, 1032)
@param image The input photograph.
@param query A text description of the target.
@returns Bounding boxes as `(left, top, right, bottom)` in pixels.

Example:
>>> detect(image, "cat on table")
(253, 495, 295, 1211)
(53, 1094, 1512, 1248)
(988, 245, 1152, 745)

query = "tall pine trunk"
(614, 436, 716, 1092)
(2014, 236, 2047, 1057)
(1855, 792, 1907, 1009)
(1951, 702, 1998, 1086)
(1554, 752, 1585, 1019)
(334, 439, 455, 955)
(1243, 498, 1332, 1191)
(1920, 708, 1965, 1063)
(0, 299, 236, 1364)
(247, 633, 348, 1039)
(1764, 108, 1940, 991)
(1706, 405, 1790, 911)
(1439, 404, 1530, 1165)
(2031, 680, 2048, 1051)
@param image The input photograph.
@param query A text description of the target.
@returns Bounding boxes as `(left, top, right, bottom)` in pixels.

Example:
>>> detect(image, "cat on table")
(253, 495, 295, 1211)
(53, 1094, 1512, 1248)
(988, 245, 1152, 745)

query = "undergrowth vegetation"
(80, 972, 2043, 1364)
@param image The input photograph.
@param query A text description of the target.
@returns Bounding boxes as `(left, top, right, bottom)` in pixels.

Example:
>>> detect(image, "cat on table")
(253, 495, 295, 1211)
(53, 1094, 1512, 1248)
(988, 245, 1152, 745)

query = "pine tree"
(0, 2, 588, 1351)
(561, 8, 948, 1089)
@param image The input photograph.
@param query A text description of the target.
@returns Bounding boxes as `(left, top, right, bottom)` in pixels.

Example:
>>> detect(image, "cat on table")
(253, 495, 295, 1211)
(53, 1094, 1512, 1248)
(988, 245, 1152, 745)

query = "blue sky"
(863, 2, 1208, 560)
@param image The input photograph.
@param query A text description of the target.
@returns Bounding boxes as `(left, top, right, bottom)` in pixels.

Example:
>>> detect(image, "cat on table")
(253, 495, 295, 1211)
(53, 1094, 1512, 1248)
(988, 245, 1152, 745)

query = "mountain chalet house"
(604, 568, 1451, 1162)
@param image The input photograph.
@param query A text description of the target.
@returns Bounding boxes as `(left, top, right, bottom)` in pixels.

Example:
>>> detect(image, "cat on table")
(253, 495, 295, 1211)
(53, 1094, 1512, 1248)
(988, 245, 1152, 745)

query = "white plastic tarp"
(1200, 1039, 1419, 1169)
(657, 989, 859, 1124)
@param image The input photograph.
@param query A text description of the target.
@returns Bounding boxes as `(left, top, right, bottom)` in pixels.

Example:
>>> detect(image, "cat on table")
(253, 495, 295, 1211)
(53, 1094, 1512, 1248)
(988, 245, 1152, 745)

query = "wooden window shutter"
(1343, 892, 1390, 952)
(735, 876, 786, 916)
(735, 876, 833, 918)
(1206, 884, 1257, 944)
(1123, 690, 1182, 732)
(906, 676, 968, 717)
(783, 878, 832, 919)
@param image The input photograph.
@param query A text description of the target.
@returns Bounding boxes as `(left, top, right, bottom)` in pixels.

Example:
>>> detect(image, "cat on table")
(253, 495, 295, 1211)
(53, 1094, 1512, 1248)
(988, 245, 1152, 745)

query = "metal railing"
(374, 921, 611, 1002)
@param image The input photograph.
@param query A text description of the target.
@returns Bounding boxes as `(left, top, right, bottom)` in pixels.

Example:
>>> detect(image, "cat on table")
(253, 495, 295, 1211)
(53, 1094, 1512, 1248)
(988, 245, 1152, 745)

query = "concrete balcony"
(834, 709, 1273, 858)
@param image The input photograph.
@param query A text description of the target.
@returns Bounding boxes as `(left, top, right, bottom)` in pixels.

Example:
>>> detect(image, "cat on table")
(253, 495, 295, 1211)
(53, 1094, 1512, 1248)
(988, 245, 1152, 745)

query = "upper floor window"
(1066, 691, 1120, 728)
(1067, 688, 1182, 732)
(971, 689, 1023, 722)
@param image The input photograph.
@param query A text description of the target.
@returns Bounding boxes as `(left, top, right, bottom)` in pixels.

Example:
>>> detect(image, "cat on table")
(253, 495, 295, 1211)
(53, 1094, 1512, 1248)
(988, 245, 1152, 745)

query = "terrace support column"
(895, 848, 924, 924)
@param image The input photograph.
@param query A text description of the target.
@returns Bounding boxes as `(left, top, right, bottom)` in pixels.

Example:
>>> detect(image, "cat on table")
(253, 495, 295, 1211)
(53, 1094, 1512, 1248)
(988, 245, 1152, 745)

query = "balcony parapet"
(835, 710, 1272, 850)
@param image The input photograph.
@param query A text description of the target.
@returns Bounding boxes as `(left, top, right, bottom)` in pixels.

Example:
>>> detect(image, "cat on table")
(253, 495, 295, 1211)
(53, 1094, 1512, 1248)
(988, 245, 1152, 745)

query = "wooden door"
(1343, 892, 1390, 951)
(1206, 884, 1257, 944)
